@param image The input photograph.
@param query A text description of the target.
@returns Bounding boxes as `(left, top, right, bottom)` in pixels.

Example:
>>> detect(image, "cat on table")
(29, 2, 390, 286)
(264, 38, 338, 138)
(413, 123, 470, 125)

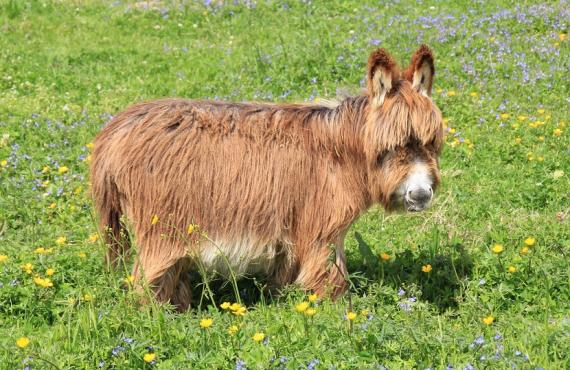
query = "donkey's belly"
(199, 238, 290, 278)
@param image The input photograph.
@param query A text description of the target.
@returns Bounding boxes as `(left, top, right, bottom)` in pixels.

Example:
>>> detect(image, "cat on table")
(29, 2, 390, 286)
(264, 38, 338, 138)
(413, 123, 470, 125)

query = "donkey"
(90, 45, 443, 311)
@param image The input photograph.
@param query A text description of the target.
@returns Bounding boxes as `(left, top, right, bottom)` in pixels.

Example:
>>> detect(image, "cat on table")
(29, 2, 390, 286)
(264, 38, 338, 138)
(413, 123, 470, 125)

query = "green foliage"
(0, 0, 568, 369)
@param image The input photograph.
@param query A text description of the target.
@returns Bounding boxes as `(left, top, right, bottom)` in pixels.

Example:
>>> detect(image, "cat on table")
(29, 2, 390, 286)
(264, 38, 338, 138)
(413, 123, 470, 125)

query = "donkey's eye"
(377, 151, 389, 166)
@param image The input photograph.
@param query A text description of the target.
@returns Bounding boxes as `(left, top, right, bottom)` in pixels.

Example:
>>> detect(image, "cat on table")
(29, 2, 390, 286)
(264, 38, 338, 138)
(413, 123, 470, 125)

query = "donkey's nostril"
(409, 188, 432, 203)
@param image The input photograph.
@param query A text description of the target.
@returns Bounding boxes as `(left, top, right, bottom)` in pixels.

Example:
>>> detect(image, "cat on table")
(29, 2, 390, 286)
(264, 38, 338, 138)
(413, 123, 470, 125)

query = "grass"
(0, 0, 568, 369)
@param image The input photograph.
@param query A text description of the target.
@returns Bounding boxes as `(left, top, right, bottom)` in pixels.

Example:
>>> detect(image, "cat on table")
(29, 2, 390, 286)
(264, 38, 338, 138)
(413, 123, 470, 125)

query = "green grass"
(0, 0, 568, 369)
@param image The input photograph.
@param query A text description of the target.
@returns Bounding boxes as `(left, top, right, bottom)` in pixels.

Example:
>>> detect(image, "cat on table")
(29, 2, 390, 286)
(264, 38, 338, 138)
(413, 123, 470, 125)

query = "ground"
(0, 0, 568, 369)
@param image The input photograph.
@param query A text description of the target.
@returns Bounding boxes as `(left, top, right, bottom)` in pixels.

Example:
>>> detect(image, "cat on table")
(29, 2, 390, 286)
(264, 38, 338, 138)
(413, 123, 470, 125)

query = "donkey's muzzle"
(404, 187, 433, 212)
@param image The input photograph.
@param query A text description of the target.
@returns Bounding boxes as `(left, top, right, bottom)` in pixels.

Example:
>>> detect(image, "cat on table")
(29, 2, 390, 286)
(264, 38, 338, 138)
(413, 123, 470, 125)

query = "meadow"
(0, 0, 568, 369)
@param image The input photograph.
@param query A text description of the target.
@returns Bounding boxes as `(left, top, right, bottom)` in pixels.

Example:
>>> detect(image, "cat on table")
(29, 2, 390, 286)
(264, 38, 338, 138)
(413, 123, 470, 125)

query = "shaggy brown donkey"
(91, 45, 443, 311)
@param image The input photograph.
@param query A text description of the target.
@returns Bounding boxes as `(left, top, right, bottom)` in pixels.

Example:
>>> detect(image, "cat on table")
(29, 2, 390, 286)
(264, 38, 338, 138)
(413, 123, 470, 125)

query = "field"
(0, 0, 568, 369)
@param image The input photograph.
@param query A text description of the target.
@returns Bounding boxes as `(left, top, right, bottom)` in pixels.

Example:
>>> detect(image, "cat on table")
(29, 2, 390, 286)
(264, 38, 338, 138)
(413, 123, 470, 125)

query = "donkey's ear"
(405, 44, 435, 96)
(367, 48, 398, 107)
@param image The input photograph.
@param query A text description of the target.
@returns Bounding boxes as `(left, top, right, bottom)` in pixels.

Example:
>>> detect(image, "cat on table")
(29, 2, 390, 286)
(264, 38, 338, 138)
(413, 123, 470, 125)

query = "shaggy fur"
(90, 45, 443, 311)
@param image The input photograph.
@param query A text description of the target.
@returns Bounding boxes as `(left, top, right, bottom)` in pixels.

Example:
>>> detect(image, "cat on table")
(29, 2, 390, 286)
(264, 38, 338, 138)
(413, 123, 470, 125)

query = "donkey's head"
(363, 45, 444, 212)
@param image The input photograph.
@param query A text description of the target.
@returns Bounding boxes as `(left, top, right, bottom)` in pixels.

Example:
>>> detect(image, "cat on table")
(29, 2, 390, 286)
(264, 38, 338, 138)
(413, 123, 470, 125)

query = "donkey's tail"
(91, 163, 130, 270)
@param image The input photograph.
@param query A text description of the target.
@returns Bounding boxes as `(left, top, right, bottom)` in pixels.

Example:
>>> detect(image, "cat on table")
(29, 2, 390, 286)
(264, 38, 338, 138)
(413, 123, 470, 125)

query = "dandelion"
(524, 237, 536, 247)
(252, 332, 265, 342)
(360, 309, 370, 317)
(553, 128, 562, 137)
(143, 352, 156, 363)
(482, 316, 494, 325)
(447, 91, 456, 97)
(517, 115, 527, 121)
(74, 186, 82, 194)
(500, 113, 510, 119)
(379, 252, 390, 261)
(58, 166, 69, 174)
(34, 247, 53, 254)
(151, 215, 159, 225)
(346, 311, 357, 321)
(48, 203, 56, 209)
(491, 244, 504, 254)
(1, 159, 8, 167)
(520, 247, 529, 256)
(86, 142, 95, 149)
(514, 137, 522, 144)
(220, 301, 231, 310)
(77, 252, 87, 258)
(89, 234, 99, 243)
(46, 268, 55, 276)
(187, 224, 195, 235)
(560, 33, 567, 41)
(16, 337, 30, 349)
(305, 308, 317, 317)
(469, 92, 478, 97)
(228, 325, 239, 335)
(22, 263, 33, 274)
(230, 303, 246, 316)
(295, 301, 309, 313)
(56, 236, 66, 245)
(421, 264, 432, 273)
(507, 266, 517, 273)
(0, 254, 8, 263)
(199, 318, 213, 329)
(308, 293, 318, 302)
(83, 293, 94, 302)
(33, 276, 53, 288)
(124, 275, 135, 284)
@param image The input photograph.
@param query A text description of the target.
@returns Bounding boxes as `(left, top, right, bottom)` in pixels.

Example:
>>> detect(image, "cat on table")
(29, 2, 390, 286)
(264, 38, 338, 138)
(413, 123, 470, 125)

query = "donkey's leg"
(294, 242, 348, 298)
(132, 236, 192, 312)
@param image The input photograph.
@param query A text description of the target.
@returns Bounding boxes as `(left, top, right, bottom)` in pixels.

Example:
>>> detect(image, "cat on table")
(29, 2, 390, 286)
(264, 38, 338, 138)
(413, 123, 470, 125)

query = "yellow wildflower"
(48, 203, 56, 209)
(77, 252, 87, 258)
(252, 332, 265, 342)
(436, 88, 443, 94)
(514, 137, 522, 144)
(151, 215, 159, 225)
(58, 166, 69, 174)
(308, 294, 318, 302)
(524, 237, 536, 247)
(16, 337, 30, 349)
(517, 115, 527, 121)
(56, 236, 66, 245)
(46, 268, 55, 276)
(537, 108, 545, 114)
(469, 92, 478, 97)
(22, 263, 33, 274)
(553, 128, 563, 136)
(507, 266, 517, 273)
(143, 353, 156, 363)
(74, 186, 82, 195)
(295, 302, 310, 313)
(42, 165, 50, 173)
(220, 301, 231, 310)
(446, 91, 456, 97)
(361, 309, 370, 317)
(491, 244, 504, 254)
(305, 308, 317, 317)
(86, 142, 95, 149)
(0, 254, 9, 263)
(379, 252, 390, 261)
(83, 293, 94, 302)
(500, 113, 510, 119)
(33, 276, 53, 288)
(0, 160, 7, 167)
(421, 264, 432, 273)
(482, 316, 494, 325)
(520, 247, 529, 256)
(346, 311, 357, 321)
(228, 325, 239, 335)
(199, 318, 213, 329)
(34, 247, 53, 254)
(187, 224, 195, 235)
(88, 234, 99, 243)
(560, 33, 567, 41)
(124, 275, 135, 284)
